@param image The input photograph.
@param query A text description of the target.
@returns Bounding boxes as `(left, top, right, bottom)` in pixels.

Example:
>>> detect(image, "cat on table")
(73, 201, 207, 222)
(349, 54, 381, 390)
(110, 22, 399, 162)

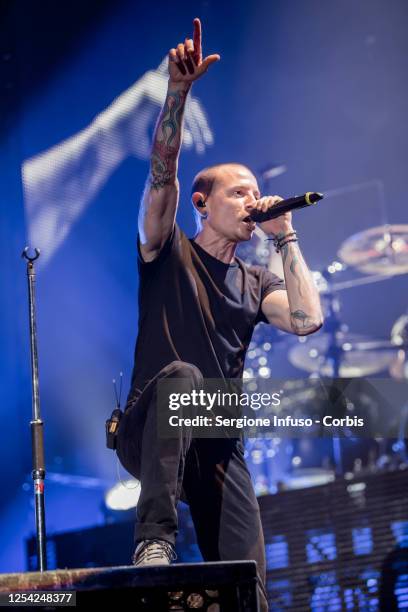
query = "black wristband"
(265, 231, 298, 253)
(277, 237, 298, 253)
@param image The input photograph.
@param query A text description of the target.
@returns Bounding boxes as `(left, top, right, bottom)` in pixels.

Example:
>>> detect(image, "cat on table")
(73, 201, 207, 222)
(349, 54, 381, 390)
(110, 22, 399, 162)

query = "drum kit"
(242, 223, 408, 492)
(288, 223, 408, 380)
(243, 223, 408, 381)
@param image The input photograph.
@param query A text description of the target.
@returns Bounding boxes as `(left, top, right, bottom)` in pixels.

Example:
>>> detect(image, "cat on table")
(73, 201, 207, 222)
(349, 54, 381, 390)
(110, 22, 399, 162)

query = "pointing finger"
(193, 17, 202, 64)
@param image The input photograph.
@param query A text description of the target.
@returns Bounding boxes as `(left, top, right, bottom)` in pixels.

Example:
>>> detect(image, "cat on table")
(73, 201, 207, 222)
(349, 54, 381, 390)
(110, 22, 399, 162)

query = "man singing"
(116, 17, 323, 611)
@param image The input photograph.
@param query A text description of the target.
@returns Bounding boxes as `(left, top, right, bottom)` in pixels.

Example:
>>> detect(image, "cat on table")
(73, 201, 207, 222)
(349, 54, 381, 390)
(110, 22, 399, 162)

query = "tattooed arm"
(257, 196, 324, 335)
(139, 18, 220, 262)
(138, 81, 189, 262)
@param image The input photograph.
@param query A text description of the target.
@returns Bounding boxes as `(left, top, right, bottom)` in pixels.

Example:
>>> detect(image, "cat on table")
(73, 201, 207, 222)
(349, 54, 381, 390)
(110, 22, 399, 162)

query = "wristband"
(265, 231, 298, 253)
(277, 237, 298, 252)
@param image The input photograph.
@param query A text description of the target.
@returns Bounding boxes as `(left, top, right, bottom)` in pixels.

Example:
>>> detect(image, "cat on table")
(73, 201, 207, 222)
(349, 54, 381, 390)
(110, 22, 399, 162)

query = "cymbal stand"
(320, 270, 346, 476)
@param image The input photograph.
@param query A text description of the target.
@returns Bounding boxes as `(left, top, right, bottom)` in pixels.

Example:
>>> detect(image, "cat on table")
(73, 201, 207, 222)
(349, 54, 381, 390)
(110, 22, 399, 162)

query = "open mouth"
(241, 215, 255, 229)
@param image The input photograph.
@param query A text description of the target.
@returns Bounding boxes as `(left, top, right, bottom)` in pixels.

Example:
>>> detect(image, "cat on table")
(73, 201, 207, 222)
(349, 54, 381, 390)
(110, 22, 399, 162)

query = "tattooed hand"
(168, 18, 220, 86)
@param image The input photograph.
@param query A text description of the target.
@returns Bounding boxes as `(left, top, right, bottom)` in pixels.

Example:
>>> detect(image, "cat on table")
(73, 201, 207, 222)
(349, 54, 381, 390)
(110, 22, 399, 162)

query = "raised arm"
(139, 18, 220, 262)
(258, 197, 324, 335)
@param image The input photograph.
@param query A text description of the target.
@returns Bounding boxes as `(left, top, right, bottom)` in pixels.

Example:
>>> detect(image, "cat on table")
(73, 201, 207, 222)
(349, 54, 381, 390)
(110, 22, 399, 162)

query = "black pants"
(116, 361, 268, 611)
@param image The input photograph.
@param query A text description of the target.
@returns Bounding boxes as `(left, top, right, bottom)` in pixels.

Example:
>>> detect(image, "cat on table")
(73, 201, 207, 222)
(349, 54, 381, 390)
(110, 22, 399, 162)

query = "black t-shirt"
(130, 224, 285, 393)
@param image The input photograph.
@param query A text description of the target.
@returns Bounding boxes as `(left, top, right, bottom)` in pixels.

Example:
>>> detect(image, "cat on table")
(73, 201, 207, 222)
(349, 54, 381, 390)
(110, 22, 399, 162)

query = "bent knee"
(166, 360, 203, 381)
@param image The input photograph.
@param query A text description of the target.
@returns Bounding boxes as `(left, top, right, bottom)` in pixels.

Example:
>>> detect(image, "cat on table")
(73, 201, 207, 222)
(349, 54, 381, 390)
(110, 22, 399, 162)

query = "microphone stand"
(22, 247, 47, 571)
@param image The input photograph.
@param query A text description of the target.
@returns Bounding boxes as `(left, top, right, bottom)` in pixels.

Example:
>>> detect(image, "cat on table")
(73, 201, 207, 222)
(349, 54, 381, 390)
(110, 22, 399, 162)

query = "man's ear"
(191, 192, 206, 209)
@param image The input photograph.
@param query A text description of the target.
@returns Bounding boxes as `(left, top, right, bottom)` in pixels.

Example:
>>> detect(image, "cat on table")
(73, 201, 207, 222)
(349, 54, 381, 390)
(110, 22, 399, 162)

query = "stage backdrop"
(0, 0, 407, 572)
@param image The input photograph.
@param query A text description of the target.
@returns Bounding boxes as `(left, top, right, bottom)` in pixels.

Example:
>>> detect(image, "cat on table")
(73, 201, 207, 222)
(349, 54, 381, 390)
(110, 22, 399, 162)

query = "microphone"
(249, 192, 323, 223)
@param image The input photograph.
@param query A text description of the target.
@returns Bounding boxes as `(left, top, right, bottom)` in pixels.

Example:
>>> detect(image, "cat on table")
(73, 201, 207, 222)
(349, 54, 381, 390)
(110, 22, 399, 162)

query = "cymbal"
(391, 313, 408, 346)
(338, 224, 408, 275)
(389, 313, 408, 380)
(289, 333, 397, 377)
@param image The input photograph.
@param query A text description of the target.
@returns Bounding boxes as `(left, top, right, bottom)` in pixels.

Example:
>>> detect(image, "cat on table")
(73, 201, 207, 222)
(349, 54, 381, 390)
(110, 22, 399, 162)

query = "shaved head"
(191, 163, 252, 201)
(191, 162, 260, 239)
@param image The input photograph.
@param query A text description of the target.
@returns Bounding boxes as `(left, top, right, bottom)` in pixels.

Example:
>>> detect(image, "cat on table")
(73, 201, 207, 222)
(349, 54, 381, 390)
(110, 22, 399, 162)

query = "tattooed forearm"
(150, 142, 178, 189)
(161, 92, 185, 146)
(289, 254, 304, 298)
(281, 241, 290, 268)
(149, 87, 189, 190)
(290, 309, 317, 333)
(281, 242, 304, 297)
(279, 239, 323, 335)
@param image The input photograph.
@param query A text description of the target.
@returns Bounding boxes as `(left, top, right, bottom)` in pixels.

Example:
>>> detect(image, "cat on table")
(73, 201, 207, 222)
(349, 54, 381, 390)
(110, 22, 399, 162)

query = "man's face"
(206, 165, 260, 242)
